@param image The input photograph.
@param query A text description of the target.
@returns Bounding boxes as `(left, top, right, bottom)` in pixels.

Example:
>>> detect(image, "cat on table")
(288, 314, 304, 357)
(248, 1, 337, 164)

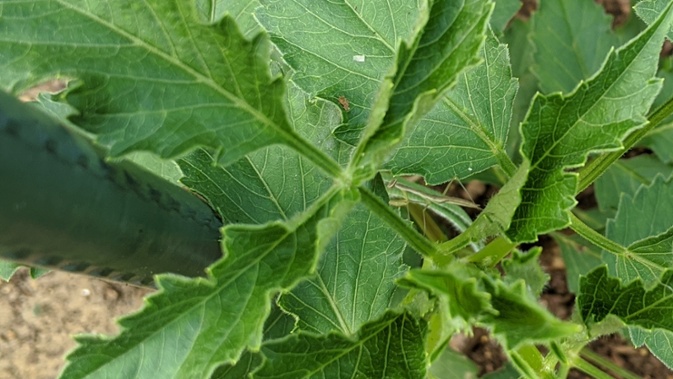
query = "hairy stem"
(569, 212, 626, 255)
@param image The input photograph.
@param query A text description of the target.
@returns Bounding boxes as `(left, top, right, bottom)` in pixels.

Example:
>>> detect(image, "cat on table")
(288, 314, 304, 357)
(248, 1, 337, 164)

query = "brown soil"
(0, 269, 150, 379)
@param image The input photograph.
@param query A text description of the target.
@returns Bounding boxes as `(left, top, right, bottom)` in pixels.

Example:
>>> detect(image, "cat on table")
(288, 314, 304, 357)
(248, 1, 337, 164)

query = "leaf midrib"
(53, 0, 289, 139)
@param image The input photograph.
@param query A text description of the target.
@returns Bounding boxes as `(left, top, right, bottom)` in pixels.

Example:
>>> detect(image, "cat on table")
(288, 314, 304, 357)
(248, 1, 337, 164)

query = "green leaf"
(386, 29, 518, 184)
(441, 160, 527, 254)
(480, 277, 580, 349)
(178, 85, 407, 337)
(211, 304, 295, 377)
(481, 363, 520, 379)
(0, 261, 22, 281)
(642, 123, 673, 163)
(211, 351, 262, 379)
(279, 202, 407, 335)
(402, 262, 578, 350)
(604, 174, 673, 286)
(503, 17, 538, 149)
(594, 155, 672, 214)
(428, 348, 478, 379)
(507, 3, 673, 242)
(614, 7, 647, 46)
(253, 312, 428, 379)
(355, 0, 493, 180)
(529, 0, 618, 94)
(119, 152, 183, 183)
(552, 233, 603, 293)
(579, 266, 673, 332)
(194, 0, 263, 37)
(501, 247, 549, 297)
(635, 0, 673, 40)
(0, 262, 46, 281)
(0, 1, 337, 173)
(638, 57, 673, 162)
(629, 327, 673, 370)
(490, 0, 520, 33)
(255, 0, 427, 140)
(178, 83, 343, 225)
(60, 188, 356, 379)
(400, 265, 494, 332)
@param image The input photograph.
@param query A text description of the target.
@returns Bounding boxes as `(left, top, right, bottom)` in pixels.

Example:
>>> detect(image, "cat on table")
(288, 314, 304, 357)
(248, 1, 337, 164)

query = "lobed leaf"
(635, 0, 673, 40)
(489, 0, 520, 33)
(594, 155, 672, 214)
(256, 0, 427, 142)
(641, 123, 673, 163)
(579, 266, 673, 332)
(629, 327, 673, 370)
(401, 265, 493, 330)
(552, 233, 602, 293)
(178, 85, 408, 338)
(60, 187, 356, 379)
(194, 0, 263, 38)
(279, 201, 407, 335)
(402, 261, 578, 350)
(604, 174, 673, 286)
(441, 160, 527, 254)
(503, 17, 538, 144)
(0, 0, 325, 169)
(354, 0, 493, 180)
(210, 305, 296, 377)
(529, 0, 618, 94)
(501, 247, 548, 297)
(506, 3, 673, 242)
(253, 312, 428, 379)
(386, 29, 517, 184)
(480, 276, 579, 349)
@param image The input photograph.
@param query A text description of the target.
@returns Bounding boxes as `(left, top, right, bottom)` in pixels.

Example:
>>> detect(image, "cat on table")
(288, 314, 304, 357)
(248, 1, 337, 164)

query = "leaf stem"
(285, 134, 344, 180)
(497, 151, 518, 179)
(580, 348, 642, 379)
(572, 356, 617, 379)
(358, 186, 439, 258)
(577, 95, 673, 192)
(466, 236, 515, 266)
(569, 212, 626, 255)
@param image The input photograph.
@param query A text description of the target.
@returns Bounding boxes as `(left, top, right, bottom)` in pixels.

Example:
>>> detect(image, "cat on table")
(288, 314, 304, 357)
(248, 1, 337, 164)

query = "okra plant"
(2, 0, 673, 377)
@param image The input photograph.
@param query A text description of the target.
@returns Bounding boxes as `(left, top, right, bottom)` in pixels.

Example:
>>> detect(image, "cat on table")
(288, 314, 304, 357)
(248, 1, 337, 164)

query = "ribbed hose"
(0, 92, 222, 287)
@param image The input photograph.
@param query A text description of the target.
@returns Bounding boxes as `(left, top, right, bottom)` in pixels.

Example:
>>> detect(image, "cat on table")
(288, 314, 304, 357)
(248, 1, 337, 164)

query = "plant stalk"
(572, 356, 618, 379)
(358, 186, 439, 258)
(568, 212, 626, 255)
(577, 95, 673, 192)
(285, 134, 344, 180)
(466, 236, 515, 266)
(580, 348, 642, 379)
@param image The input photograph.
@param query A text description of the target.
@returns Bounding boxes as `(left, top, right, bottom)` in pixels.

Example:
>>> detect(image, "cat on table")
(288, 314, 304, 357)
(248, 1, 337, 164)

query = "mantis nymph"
(385, 176, 479, 243)
(387, 178, 480, 210)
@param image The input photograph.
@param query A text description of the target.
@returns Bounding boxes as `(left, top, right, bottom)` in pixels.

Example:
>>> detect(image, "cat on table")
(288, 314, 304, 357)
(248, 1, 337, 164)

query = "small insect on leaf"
(338, 96, 350, 112)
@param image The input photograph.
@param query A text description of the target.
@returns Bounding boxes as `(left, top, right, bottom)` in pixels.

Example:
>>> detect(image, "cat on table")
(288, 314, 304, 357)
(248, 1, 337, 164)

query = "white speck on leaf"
(353, 55, 365, 62)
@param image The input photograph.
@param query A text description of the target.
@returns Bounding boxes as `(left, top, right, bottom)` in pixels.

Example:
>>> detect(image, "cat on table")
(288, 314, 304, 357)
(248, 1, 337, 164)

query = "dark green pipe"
(0, 92, 222, 286)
